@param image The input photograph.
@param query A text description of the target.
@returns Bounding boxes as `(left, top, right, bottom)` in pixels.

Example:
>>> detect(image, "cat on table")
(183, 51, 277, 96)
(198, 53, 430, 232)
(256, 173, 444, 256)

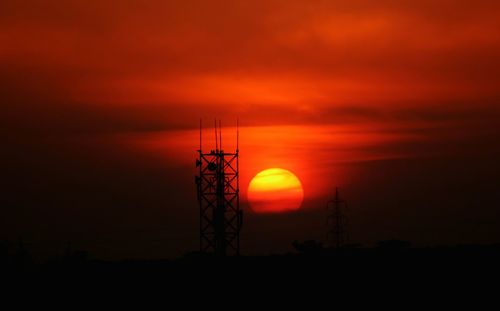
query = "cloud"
(2, 0, 500, 118)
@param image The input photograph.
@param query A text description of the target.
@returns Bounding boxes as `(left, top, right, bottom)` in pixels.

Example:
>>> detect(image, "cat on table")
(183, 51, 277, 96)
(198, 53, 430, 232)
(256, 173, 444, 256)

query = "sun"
(247, 168, 304, 213)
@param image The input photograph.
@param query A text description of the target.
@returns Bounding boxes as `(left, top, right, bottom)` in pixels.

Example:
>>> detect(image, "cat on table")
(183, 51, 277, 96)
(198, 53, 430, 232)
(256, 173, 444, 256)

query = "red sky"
(1, 0, 500, 259)
(2, 0, 500, 130)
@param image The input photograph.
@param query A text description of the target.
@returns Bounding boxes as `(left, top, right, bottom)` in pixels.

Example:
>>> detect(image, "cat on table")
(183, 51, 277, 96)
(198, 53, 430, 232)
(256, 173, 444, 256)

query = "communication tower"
(327, 187, 348, 248)
(195, 119, 242, 256)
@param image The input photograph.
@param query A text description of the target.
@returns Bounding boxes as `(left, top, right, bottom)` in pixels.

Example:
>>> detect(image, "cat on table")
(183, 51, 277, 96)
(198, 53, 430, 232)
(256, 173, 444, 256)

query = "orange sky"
(2, 0, 500, 132)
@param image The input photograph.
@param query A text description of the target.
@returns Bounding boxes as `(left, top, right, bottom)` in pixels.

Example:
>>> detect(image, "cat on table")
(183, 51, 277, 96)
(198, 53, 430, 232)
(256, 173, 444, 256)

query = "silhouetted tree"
(292, 240, 323, 254)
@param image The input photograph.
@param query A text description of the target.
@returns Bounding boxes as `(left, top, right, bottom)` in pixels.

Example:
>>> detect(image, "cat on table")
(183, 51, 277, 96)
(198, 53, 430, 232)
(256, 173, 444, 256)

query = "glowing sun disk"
(247, 168, 304, 213)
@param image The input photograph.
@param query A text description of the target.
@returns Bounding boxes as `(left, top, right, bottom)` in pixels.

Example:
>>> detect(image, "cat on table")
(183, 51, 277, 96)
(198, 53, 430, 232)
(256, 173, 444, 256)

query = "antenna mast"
(196, 119, 242, 256)
(219, 120, 222, 151)
(214, 118, 218, 151)
(327, 187, 348, 248)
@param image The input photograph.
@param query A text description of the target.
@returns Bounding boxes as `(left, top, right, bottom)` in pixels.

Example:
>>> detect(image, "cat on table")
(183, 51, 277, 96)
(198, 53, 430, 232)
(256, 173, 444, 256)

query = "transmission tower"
(195, 119, 242, 256)
(326, 187, 348, 248)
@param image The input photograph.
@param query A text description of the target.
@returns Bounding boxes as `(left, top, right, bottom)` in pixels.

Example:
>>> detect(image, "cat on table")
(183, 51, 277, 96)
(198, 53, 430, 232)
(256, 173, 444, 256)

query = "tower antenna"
(326, 187, 348, 248)
(196, 119, 242, 256)
(214, 118, 218, 151)
(199, 118, 202, 151)
(219, 120, 222, 151)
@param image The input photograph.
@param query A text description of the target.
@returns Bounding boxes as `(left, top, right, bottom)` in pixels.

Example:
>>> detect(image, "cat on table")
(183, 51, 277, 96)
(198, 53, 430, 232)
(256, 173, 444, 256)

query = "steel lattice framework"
(327, 187, 348, 248)
(195, 121, 242, 256)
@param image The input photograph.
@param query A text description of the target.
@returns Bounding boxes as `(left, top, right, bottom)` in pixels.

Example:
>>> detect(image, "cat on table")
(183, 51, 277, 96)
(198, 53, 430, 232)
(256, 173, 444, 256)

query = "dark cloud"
(0, 135, 199, 259)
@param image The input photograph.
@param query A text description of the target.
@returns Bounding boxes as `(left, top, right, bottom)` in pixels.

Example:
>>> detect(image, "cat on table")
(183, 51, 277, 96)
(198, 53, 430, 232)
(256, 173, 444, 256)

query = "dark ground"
(3, 242, 499, 305)
(3, 240, 500, 278)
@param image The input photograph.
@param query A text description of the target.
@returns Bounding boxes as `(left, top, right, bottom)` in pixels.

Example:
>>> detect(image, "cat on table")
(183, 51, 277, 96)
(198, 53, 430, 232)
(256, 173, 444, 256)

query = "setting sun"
(247, 168, 304, 213)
